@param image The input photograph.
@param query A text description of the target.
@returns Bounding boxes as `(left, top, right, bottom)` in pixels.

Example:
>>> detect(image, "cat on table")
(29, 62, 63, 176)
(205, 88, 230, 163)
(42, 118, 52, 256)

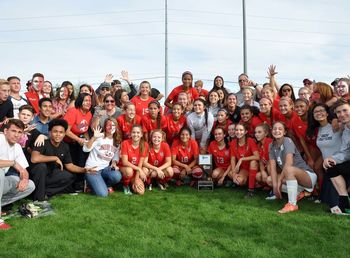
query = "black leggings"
(327, 161, 350, 178)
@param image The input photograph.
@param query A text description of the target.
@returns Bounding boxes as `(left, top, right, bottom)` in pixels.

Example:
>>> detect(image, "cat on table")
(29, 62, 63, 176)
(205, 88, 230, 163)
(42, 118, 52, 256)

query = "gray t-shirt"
(269, 137, 313, 172)
(332, 125, 350, 164)
(316, 123, 342, 159)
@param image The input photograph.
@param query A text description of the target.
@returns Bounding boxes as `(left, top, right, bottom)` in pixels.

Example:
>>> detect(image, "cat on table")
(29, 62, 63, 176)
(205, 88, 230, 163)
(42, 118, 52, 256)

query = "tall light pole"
(242, 0, 247, 74)
(165, 0, 169, 97)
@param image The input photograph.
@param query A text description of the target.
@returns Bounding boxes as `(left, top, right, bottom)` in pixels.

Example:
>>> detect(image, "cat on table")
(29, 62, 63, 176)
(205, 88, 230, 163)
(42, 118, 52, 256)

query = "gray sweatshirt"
(332, 125, 350, 164)
(187, 111, 214, 148)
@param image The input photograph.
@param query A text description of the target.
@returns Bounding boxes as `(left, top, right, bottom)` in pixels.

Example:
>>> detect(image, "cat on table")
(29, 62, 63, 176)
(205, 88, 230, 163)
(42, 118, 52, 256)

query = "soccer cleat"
(0, 219, 11, 230)
(278, 203, 299, 214)
(158, 183, 166, 191)
(107, 187, 115, 194)
(147, 184, 153, 191)
(265, 190, 276, 200)
(245, 190, 254, 199)
(123, 186, 132, 195)
(330, 206, 350, 215)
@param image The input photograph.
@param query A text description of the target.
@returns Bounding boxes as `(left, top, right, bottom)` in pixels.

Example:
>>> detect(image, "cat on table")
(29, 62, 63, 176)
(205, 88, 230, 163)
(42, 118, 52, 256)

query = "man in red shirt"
(25, 73, 44, 114)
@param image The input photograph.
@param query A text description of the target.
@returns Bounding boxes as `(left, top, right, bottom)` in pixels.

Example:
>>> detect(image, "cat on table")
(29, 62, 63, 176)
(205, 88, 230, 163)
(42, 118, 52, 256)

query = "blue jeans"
(85, 167, 122, 197)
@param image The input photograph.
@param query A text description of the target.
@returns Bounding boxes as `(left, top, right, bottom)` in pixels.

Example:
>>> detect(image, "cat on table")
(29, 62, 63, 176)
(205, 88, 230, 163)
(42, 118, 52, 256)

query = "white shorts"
(304, 170, 317, 192)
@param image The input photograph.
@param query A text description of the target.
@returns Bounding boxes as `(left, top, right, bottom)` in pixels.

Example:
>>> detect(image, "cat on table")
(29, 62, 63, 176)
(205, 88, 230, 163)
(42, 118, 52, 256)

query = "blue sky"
(1, 0, 349, 94)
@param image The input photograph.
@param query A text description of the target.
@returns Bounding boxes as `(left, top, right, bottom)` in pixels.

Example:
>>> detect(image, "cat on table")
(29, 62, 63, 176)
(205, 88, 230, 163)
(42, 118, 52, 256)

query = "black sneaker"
(245, 190, 254, 199)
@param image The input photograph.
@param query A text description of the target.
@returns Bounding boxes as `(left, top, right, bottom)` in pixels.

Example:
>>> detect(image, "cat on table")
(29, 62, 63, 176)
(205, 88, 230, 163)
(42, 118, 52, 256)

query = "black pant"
(30, 163, 75, 201)
(327, 161, 350, 178)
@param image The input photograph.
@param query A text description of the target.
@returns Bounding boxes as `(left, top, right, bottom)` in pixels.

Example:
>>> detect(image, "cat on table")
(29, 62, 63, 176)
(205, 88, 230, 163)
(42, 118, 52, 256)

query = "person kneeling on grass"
(171, 126, 203, 186)
(228, 123, 259, 198)
(83, 118, 122, 197)
(143, 130, 173, 191)
(269, 121, 317, 214)
(119, 125, 148, 195)
(30, 119, 97, 202)
(0, 119, 35, 230)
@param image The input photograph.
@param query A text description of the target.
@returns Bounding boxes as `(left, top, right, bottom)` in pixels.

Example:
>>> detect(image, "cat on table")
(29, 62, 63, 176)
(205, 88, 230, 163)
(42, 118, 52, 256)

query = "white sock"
(286, 180, 298, 205)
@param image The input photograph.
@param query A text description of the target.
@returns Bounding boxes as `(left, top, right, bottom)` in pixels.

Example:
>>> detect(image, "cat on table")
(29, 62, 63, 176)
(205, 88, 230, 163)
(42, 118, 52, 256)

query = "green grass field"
(1, 186, 350, 258)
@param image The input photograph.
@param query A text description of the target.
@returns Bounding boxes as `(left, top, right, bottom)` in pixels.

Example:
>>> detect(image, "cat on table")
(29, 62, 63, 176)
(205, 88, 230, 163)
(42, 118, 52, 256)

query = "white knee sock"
(286, 180, 298, 205)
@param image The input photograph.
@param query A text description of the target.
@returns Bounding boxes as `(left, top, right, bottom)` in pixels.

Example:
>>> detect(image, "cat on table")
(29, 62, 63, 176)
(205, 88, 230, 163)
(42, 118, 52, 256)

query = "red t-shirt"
(165, 114, 187, 144)
(167, 85, 199, 103)
(25, 91, 40, 114)
(258, 108, 281, 127)
(240, 116, 263, 138)
(230, 137, 258, 160)
(64, 107, 92, 136)
(275, 111, 303, 136)
(117, 114, 142, 140)
(120, 139, 149, 166)
(197, 88, 209, 98)
(130, 95, 156, 117)
(258, 137, 273, 166)
(208, 141, 231, 170)
(141, 114, 167, 133)
(171, 139, 199, 165)
(273, 96, 280, 110)
(148, 142, 171, 166)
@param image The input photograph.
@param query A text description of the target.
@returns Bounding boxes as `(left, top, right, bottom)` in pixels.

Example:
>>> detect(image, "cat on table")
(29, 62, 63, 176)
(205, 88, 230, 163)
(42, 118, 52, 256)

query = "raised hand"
(104, 74, 114, 83)
(267, 64, 278, 79)
(121, 70, 131, 84)
(93, 126, 104, 138)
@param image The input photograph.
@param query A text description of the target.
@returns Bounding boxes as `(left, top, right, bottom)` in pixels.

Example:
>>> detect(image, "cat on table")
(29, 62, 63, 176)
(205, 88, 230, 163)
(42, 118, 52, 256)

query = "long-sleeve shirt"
(332, 125, 350, 164)
(186, 111, 214, 148)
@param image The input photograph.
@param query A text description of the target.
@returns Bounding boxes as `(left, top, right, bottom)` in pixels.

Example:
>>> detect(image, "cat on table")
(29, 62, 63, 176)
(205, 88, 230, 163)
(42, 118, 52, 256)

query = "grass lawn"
(1, 186, 350, 258)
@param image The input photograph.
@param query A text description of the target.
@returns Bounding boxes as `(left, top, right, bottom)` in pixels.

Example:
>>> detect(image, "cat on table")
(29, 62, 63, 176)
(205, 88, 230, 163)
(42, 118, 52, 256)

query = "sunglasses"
(101, 87, 110, 91)
(239, 80, 247, 83)
(282, 88, 292, 92)
(105, 100, 115, 103)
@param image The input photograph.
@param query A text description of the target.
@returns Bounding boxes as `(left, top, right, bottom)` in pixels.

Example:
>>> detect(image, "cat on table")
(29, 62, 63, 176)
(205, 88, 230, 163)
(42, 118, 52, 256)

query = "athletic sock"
(248, 168, 258, 190)
(123, 175, 133, 187)
(286, 180, 298, 205)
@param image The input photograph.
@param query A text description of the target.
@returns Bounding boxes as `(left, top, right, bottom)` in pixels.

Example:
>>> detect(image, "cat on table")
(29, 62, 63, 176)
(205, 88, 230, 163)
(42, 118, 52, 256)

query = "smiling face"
(39, 100, 53, 118)
(226, 94, 237, 107)
(49, 125, 66, 145)
(140, 82, 151, 96)
(335, 103, 350, 125)
(105, 120, 116, 135)
(313, 106, 328, 123)
(172, 104, 183, 119)
(255, 126, 267, 142)
(177, 93, 189, 108)
(278, 99, 293, 115)
(217, 110, 227, 124)
(242, 88, 253, 102)
(298, 89, 311, 100)
(209, 91, 219, 105)
(121, 92, 129, 103)
(32, 76, 44, 92)
(235, 124, 247, 139)
(131, 126, 142, 143)
(125, 103, 136, 119)
(80, 86, 91, 95)
(151, 131, 163, 146)
(193, 100, 205, 114)
(335, 81, 349, 97)
(214, 77, 223, 87)
(148, 103, 159, 119)
(240, 108, 252, 122)
(43, 81, 52, 94)
(294, 100, 308, 117)
(104, 96, 115, 111)
(59, 87, 69, 100)
(180, 129, 191, 143)
(272, 122, 286, 140)
(214, 128, 225, 142)
(182, 74, 192, 88)
(82, 95, 92, 111)
(259, 98, 272, 114)
(281, 85, 293, 97)
(227, 124, 236, 137)
(261, 88, 274, 101)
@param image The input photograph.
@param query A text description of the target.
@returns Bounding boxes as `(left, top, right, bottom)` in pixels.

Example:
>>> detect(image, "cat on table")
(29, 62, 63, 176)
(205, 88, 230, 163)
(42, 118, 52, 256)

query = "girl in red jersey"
(254, 123, 273, 187)
(239, 105, 263, 138)
(141, 100, 167, 142)
(166, 103, 186, 145)
(226, 123, 236, 142)
(277, 97, 314, 169)
(258, 97, 280, 127)
(164, 71, 199, 109)
(212, 109, 232, 135)
(143, 130, 173, 190)
(130, 81, 155, 116)
(119, 125, 149, 195)
(228, 123, 259, 197)
(171, 126, 203, 186)
(117, 102, 142, 140)
(208, 127, 231, 186)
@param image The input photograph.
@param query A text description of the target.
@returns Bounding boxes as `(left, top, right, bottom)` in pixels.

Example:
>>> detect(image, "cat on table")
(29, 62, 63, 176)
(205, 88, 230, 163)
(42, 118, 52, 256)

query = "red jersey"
(208, 141, 231, 170)
(64, 107, 92, 136)
(25, 91, 40, 114)
(141, 114, 167, 133)
(240, 116, 263, 138)
(275, 111, 303, 136)
(273, 96, 280, 110)
(167, 85, 199, 104)
(166, 114, 187, 144)
(258, 108, 281, 127)
(258, 137, 273, 166)
(120, 139, 149, 166)
(197, 88, 209, 98)
(148, 142, 171, 167)
(130, 95, 155, 116)
(171, 139, 199, 165)
(230, 137, 258, 160)
(117, 114, 142, 140)
(212, 120, 233, 135)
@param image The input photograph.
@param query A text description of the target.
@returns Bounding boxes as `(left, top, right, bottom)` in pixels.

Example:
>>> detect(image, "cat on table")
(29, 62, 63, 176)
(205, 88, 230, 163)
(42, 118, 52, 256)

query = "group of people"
(1, 65, 350, 230)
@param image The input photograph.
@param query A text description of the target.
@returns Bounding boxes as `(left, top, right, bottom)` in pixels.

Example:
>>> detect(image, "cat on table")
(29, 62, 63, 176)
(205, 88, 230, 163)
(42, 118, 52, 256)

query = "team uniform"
(117, 114, 142, 140)
(165, 114, 187, 145)
(211, 120, 233, 136)
(171, 139, 203, 179)
(258, 137, 273, 168)
(141, 114, 167, 134)
(240, 116, 263, 138)
(208, 141, 231, 170)
(258, 108, 281, 128)
(119, 139, 149, 187)
(167, 85, 199, 104)
(130, 95, 156, 116)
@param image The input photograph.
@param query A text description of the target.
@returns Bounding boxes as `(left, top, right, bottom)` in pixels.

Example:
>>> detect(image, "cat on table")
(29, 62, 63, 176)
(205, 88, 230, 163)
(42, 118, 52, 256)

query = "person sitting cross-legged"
(30, 119, 97, 202)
